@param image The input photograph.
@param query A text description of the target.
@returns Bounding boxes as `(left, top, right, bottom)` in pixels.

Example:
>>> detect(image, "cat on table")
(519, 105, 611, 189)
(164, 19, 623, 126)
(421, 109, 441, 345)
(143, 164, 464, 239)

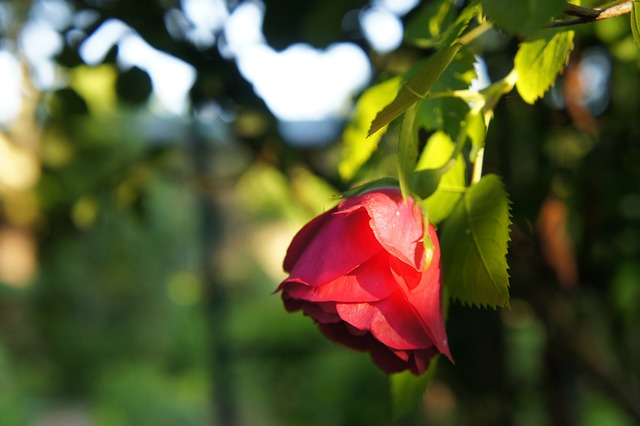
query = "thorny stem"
(550, 1, 633, 28)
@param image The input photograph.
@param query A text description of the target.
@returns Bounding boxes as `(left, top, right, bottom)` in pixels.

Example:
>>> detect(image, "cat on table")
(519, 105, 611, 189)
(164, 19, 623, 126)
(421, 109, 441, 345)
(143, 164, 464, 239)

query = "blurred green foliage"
(0, 0, 639, 425)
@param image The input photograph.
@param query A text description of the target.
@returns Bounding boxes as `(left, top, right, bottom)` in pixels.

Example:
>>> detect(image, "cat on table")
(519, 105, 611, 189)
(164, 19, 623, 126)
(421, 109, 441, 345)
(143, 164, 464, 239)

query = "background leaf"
(339, 77, 401, 181)
(390, 356, 440, 420)
(515, 29, 575, 104)
(481, 0, 565, 36)
(440, 174, 511, 308)
(417, 132, 466, 224)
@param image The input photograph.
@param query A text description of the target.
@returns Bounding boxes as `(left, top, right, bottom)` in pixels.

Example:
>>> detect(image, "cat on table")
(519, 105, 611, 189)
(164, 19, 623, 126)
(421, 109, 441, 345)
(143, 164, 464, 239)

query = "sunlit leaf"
(417, 132, 466, 224)
(398, 103, 420, 198)
(441, 174, 511, 308)
(339, 77, 401, 181)
(631, 1, 640, 48)
(368, 4, 479, 136)
(481, 0, 565, 36)
(391, 357, 439, 420)
(515, 29, 574, 104)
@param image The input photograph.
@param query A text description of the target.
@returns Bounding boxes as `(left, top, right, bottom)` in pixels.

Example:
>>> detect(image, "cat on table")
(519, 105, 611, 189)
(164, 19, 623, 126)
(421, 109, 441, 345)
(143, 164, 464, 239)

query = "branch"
(549, 1, 632, 28)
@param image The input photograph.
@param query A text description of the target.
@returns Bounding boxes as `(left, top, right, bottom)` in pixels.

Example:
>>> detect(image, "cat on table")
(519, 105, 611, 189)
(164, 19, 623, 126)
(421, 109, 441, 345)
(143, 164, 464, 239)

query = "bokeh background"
(0, 0, 639, 425)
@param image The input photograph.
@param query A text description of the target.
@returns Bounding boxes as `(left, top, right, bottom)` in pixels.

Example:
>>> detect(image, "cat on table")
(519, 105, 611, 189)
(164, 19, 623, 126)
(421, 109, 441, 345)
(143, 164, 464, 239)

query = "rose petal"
(336, 291, 432, 350)
(319, 322, 438, 375)
(283, 210, 332, 273)
(339, 188, 425, 270)
(405, 347, 439, 375)
(391, 226, 453, 361)
(280, 251, 395, 303)
(317, 322, 409, 374)
(283, 298, 341, 324)
(285, 207, 382, 287)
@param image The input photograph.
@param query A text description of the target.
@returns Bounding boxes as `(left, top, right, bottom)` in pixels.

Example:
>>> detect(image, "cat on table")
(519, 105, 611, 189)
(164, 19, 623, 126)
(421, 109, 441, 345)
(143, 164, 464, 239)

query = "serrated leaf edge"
(448, 175, 512, 309)
(460, 183, 512, 308)
(515, 30, 574, 104)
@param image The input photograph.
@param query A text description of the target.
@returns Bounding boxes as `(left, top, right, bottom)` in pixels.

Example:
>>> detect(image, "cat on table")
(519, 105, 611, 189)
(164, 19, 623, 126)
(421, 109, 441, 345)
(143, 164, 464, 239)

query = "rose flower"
(276, 188, 452, 375)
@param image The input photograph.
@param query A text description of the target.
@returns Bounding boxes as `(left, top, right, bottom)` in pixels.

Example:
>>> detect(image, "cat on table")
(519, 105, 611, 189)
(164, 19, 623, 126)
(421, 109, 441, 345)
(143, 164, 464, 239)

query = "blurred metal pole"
(189, 126, 237, 426)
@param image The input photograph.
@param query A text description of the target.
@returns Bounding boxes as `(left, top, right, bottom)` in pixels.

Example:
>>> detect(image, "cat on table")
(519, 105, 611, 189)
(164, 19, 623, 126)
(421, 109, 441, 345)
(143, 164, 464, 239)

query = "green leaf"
(428, 49, 478, 94)
(417, 132, 466, 224)
(412, 167, 447, 200)
(398, 103, 420, 198)
(418, 97, 470, 141)
(369, 46, 461, 136)
(405, 0, 456, 48)
(481, 0, 565, 36)
(368, 4, 479, 136)
(415, 51, 476, 138)
(632, 1, 640, 48)
(440, 174, 511, 308)
(515, 29, 574, 104)
(391, 356, 439, 420)
(339, 77, 401, 181)
(440, 3, 480, 47)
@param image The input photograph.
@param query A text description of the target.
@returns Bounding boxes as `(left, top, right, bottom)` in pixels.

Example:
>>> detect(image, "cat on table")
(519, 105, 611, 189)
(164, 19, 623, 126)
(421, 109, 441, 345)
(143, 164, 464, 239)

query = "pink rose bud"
(277, 188, 452, 375)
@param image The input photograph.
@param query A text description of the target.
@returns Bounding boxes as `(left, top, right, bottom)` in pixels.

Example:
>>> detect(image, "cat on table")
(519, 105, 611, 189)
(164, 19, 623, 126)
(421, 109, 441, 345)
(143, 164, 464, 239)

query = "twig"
(459, 22, 492, 45)
(550, 1, 633, 28)
(471, 147, 484, 184)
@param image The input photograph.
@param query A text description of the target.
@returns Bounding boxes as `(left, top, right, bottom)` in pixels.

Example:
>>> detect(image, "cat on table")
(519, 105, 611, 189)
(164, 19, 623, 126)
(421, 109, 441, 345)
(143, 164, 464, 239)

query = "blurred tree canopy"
(0, 0, 639, 425)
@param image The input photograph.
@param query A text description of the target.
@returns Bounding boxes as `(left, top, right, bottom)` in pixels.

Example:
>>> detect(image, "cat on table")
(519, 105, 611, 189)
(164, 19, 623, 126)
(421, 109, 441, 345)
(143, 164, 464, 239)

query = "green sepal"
(340, 177, 400, 199)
